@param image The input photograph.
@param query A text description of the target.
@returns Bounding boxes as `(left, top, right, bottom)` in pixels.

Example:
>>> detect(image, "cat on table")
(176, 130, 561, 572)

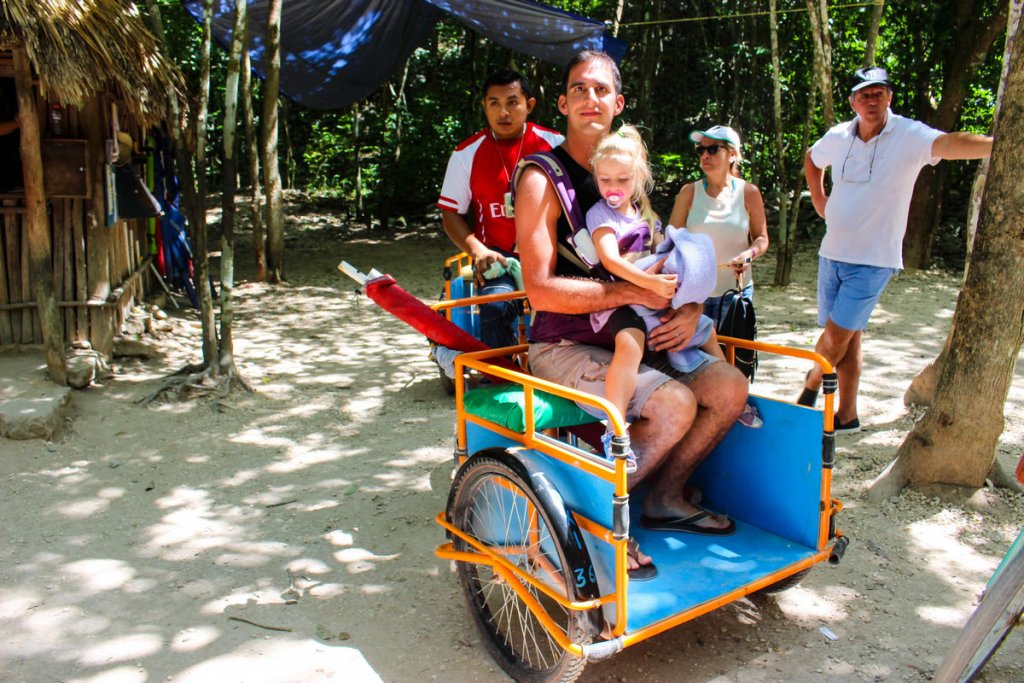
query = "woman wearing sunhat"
(667, 125, 769, 426)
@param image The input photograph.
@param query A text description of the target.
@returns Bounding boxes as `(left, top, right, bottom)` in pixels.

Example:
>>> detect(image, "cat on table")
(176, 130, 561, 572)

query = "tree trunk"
(903, 0, 1020, 408)
(869, 10, 1024, 500)
(262, 0, 285, 283)
(353, 100, 363, 218)
(193, 0, 218, 365)
(464, 27, 478, 139)
(375, 59, 411, 231)
(13, 48, 65, 384)
(218, 0, 246, 379)
(240, 46, 266, 281)
(772, 0, 815, 287)
(768, 0, 791, 285)
(611, 0, 625, 37)
(634, 3, 662, 129)
(281, 99, 293, 190)
(862, 0, 886, 67)
(777, 86, 816, 286)
(695, 10, 718, 111)
(817, 0, 835, 119)
(805, 0, 834, 127)
(196, 0, 213, 202)
(901, 0, 1009, 270)
(729, 9, 745, 123)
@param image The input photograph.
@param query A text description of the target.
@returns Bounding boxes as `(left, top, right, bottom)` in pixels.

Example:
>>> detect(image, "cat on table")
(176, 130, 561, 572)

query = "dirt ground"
(2, 205, 1023, 683)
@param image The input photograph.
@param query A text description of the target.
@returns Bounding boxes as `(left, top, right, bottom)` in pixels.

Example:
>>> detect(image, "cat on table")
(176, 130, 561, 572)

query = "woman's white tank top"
(686, 177, 751, 296)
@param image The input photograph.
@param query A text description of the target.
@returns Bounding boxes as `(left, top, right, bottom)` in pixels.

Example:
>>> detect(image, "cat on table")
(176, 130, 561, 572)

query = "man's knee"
(695, 361, 747, 414)
(816, 321, 858, 363)
(641, 380, 696, 436)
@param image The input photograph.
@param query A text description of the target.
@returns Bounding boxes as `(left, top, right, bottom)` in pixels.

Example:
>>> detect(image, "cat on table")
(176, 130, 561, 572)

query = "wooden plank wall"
(0, 99, 149, 351)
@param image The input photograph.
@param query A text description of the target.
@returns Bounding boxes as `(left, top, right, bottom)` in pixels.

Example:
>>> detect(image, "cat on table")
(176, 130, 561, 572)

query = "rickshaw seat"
(462, 383, 599, 432)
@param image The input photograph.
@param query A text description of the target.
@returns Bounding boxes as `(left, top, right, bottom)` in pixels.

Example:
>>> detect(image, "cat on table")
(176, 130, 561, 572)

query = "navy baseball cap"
(851, 67, 892, 93)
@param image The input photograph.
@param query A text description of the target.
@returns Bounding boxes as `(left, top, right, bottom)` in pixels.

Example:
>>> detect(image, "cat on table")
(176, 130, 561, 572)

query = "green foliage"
(153, 0, 1004, 257)
(302, 115, 355, 190)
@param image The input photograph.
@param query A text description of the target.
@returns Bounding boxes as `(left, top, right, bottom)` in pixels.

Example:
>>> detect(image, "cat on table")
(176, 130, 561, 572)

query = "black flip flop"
(640, 510, 736, 536)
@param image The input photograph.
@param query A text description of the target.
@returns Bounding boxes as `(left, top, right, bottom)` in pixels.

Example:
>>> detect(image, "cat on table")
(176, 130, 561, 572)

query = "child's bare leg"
(606, 328, 646, 427)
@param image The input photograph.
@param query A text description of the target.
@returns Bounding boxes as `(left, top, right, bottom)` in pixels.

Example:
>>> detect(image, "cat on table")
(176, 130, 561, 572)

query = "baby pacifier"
(605, 191, 625, 208)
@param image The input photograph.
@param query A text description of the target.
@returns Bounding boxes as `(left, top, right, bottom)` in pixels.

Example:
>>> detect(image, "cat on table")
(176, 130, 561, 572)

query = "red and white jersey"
(438, 122, 563, 253)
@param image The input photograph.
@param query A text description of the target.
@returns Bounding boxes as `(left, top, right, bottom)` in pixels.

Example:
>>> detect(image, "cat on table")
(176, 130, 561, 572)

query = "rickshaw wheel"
(758, 568, 811, 595)
(449, 456, 591, 683)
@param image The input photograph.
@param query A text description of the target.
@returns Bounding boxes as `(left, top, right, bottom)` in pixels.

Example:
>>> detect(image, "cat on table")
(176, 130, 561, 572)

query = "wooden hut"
(0, 0, 183, 384)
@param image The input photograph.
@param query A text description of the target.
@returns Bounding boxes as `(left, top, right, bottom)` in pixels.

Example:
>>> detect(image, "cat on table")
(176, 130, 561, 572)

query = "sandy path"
(1, 218, 1022, 682)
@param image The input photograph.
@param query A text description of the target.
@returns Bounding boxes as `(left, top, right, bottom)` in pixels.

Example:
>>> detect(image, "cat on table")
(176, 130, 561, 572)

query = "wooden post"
(53, 202, 65, 337)
(20, 214, 31, 341)
(73, 198, 87, 340)
(1, 212, 16, 343)
(13, 47, 65, 383)
(82, 97, 113, 356)
(63, 199, 74, 341)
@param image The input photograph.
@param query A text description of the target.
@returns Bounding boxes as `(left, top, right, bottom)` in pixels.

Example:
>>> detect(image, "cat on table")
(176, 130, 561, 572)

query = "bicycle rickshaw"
(341, 264, 848, 682)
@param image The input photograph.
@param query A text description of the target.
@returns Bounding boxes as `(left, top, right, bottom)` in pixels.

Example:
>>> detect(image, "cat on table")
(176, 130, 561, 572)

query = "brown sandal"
(626, 537, 657, 581)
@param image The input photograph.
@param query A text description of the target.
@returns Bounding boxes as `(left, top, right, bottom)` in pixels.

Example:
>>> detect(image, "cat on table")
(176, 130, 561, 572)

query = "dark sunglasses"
(694, 144, 724, 157)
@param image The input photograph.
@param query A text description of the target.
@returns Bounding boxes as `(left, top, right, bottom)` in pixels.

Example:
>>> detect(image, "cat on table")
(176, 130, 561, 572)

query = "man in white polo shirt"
(798, 66, 993, 433)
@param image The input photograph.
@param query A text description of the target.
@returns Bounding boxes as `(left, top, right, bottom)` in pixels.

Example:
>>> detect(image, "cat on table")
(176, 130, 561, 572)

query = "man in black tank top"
(515, 51, 748, 551)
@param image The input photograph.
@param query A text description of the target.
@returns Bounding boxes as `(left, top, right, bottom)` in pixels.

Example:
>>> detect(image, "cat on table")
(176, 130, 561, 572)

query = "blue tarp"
(181, 0, 627, 110)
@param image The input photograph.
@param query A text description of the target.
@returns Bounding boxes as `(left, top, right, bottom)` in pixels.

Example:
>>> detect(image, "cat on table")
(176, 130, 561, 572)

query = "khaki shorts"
(528, 340, 713, 421)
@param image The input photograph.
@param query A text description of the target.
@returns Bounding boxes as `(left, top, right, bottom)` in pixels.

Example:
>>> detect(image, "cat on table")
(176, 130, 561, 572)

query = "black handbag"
(706, 272, 757, 381)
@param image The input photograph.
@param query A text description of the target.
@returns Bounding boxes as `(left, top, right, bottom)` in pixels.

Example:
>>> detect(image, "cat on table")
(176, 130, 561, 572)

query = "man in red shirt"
(437, 69, 563, 348)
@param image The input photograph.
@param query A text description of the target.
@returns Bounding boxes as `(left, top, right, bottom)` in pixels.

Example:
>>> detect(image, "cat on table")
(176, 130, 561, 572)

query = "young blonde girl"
(569, 125, 758, 462)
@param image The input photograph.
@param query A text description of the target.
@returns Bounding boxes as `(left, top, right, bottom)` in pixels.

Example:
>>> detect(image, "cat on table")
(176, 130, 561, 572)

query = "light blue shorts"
(817, 256, 898, 331)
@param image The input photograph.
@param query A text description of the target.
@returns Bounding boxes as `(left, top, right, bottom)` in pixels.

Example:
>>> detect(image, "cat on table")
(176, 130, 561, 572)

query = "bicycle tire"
(448, 456, 592, 683)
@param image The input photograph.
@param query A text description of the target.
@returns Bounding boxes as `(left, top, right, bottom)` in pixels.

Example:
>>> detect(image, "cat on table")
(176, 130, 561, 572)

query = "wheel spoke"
(451, 459, 588, 682)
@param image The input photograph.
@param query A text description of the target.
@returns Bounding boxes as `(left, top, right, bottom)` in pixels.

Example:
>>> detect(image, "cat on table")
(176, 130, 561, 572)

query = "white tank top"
(686, 177, 751, 296)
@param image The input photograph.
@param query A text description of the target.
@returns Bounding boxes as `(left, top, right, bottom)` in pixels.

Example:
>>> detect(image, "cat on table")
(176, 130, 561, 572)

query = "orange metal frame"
(440, 252, 473, 321)
(433, 299, 841, 655)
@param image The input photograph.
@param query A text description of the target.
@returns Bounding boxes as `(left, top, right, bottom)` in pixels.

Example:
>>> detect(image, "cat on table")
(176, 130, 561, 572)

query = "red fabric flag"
(364, 275, 518, 374)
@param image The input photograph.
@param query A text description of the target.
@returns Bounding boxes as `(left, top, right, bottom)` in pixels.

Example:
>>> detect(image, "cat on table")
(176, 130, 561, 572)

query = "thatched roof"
(0, 0, 183, 125)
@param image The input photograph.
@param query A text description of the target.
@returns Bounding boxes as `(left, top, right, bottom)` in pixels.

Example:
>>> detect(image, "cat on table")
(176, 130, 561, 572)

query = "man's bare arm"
(515, 165, 666, 314)
(932, 131, 993, 161)
(804, 149, 828, 218)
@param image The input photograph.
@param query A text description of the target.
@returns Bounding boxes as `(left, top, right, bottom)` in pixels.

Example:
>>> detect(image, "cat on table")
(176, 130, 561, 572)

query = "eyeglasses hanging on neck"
(840, 129, 881, 184)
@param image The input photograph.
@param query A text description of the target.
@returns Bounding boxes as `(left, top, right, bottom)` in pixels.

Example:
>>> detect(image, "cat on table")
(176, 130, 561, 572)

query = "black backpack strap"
(513, 152, 595, 273)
